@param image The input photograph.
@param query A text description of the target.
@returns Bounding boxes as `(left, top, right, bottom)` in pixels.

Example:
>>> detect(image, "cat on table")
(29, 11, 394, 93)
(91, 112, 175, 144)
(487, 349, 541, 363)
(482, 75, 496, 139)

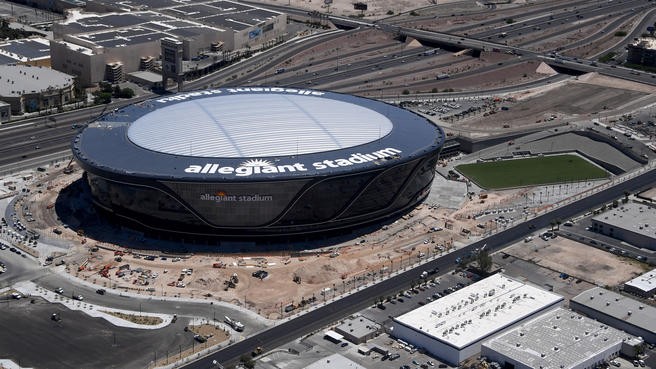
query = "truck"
(224, 316, 244, 332)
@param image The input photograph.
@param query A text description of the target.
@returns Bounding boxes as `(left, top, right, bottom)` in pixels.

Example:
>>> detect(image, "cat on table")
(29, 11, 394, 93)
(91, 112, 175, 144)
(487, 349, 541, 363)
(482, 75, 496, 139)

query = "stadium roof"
(127, 93, 394, 157)
(74, 88, 445, 181)
(624, 268, 656, 293)
(393, 274, 563, 349)
(571, 287, 656, 334)
(482, 308, 636, 369)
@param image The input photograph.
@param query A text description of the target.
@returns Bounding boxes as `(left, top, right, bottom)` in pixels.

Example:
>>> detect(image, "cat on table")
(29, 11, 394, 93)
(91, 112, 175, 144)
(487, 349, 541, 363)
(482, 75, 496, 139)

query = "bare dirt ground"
(22, 162, 545, 319)
(505, 236, 649, 287)
(450, 75, 655, 133)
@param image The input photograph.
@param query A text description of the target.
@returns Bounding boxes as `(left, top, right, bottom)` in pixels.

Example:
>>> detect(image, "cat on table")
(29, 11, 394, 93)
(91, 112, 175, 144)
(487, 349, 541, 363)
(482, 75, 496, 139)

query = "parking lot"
(0, 297, 198, 369)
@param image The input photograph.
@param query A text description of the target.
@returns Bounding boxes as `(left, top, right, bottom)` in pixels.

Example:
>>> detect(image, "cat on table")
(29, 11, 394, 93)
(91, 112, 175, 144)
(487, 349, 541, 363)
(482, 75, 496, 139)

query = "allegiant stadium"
(72, 88, 445, 237)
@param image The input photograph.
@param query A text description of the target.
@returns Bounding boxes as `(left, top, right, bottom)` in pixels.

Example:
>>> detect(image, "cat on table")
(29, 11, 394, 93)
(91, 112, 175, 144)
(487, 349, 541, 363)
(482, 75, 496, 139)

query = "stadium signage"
(184, 148, 402, 177)
(156, 88, 325, 104)
(200, 192, 273, 202)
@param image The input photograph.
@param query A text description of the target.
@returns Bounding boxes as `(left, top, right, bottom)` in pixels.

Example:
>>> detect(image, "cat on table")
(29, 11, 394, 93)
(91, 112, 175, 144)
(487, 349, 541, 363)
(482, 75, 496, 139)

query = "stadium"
(72, 88, 445, 237)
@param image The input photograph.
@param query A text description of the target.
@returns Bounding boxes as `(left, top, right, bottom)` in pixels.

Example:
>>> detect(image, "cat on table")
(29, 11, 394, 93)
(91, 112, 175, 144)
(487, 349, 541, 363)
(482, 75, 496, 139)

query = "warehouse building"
(570, 287, 656, 344)
(335, 315, 382, 345)
(304, 353, 366, 369)
(590, 201, 656, 250)
(50, 1, 286, 86)
(390, 274, 563, 365)
(481, 308, 641, 369)
(624, 268, 656, 298)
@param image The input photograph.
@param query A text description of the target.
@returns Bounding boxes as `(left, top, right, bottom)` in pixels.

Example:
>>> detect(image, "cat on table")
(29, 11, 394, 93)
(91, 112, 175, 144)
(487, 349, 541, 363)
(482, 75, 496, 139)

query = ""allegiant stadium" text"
(184, 148, 402, 177)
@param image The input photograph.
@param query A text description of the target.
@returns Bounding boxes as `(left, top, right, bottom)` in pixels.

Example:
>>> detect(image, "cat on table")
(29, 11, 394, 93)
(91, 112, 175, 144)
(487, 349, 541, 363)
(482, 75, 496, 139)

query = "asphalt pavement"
(0, 297, 196, 369)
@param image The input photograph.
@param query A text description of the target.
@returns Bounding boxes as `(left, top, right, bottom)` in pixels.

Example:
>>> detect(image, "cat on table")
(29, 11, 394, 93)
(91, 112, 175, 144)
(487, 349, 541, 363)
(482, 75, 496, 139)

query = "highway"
(182, 166, 656, 368)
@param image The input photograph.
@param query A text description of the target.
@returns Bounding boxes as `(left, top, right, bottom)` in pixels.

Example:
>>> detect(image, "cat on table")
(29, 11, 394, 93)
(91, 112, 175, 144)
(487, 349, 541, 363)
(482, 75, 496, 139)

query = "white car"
(72, 294, 84, 301)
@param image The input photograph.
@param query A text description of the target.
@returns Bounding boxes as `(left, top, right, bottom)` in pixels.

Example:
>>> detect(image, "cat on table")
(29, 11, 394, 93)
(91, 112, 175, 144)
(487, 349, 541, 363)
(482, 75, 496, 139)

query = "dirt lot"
(451, 74, 655, 134)
(505, 236, 648, 287)
(23, 163, 546, 319)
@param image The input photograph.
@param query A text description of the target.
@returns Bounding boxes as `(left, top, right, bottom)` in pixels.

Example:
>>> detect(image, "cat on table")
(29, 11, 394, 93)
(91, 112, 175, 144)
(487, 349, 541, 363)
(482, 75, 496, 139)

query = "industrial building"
(72, 88, 445, 238)
(304, 353, 366, 369)
(50, 0, 286, 86)
(0, 38, 51, 67)
(627, 37, 656, 67)
(335, 315, 382, 344)
(624, 268, 656, 298)
(590, 201, 656, 250)
(570, 287, 656, 344)
(481, 308, 641, 369)
(390, 274, 563, 366)
(0, 64, 75, 115)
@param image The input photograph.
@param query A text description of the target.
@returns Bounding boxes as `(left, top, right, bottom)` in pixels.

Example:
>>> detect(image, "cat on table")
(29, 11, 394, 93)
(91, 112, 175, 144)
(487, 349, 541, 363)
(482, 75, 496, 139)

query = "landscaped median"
(13, 281, 172, 329)
(455, 154, 609, 189)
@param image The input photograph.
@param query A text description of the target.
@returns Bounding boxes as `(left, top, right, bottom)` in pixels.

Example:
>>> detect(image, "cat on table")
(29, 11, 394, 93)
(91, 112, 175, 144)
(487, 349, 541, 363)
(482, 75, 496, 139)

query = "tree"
(93, 91, 112, 105)
(240, 354, 255, 369)
(476, 249, 492, 272)
(119, 87, 135, 98)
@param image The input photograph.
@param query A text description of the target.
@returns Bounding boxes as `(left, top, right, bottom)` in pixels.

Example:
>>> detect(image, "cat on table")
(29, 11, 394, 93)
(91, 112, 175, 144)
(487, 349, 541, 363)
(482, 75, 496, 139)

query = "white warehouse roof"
(624, 268, 656, 293)
(482, 308, 636, 369)
(304, 353, 366, 369)
(393, 274, 563, 349)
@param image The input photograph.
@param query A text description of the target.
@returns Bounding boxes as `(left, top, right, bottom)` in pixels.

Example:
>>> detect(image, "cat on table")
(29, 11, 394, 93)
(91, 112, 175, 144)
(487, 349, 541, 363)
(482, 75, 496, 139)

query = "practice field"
(456, 154, 608, 189)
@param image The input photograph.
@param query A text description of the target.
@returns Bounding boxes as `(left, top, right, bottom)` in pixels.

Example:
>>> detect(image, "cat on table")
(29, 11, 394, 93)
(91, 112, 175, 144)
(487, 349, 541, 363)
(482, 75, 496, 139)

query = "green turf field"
(455, 154, 608, 189)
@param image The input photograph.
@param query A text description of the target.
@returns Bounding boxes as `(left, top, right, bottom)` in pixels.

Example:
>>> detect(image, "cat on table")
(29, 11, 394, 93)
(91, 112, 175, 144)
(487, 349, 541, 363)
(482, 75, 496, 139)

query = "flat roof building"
(570, 287, 656, 344)
(51, 1, 286, 85)
(0, 38, 51, 67)
(335, 315, 382, 344)
(624, 268, 656, 298)
(0, 64, 75, 115)
(390, 274, 564, 365)
(481, 308, 640, 369)
(304, 353, 366, 369)
(591, 201, 656, 250)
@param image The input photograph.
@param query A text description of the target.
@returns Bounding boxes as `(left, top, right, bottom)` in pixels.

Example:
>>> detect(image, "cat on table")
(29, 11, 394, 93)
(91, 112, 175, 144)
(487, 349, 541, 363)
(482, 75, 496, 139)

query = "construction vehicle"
(224, 316, 244, 332)
(99, 264, 112, 278)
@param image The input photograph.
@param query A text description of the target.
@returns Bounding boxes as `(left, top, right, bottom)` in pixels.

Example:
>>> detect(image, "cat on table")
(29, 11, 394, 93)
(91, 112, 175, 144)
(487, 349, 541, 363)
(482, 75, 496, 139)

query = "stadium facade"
(72, 88, 445, 237)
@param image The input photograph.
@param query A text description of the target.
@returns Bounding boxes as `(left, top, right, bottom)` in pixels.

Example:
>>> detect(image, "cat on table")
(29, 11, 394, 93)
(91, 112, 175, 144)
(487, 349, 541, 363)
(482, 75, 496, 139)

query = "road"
(183, 166, 656, 368)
